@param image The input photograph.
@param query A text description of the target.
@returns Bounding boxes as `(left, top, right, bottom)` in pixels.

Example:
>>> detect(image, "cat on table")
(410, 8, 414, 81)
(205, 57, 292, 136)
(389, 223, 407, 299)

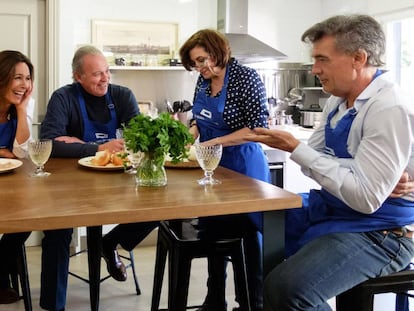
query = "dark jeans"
(0, 232, 31, 288)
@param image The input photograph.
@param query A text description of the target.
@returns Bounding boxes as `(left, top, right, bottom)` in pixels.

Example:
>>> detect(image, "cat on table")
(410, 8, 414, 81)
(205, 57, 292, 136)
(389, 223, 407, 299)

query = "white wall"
(56, 0, 216, 87)
(249, 0, 322, 63)
(55, 0, 414, 87)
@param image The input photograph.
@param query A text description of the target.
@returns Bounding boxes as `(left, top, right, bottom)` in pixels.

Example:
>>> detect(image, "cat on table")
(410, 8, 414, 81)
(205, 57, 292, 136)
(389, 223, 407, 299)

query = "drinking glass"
(28, 139, 52, 177)
(116, 128, 142, 174)
(126, 151, 143, 174)
(194, 143, 223, 185)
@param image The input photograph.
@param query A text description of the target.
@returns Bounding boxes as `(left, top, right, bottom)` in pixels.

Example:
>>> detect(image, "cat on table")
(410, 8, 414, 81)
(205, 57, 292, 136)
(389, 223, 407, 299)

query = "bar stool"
(336, 263, 414, 311)
(68, 248, 141, 295)
(10, 244, 32, 311)
(151, 219, 251, 311)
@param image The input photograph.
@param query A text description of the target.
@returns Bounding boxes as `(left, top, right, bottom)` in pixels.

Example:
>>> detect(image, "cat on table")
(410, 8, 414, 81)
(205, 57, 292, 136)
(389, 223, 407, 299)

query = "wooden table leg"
(87, 226, 102, 311)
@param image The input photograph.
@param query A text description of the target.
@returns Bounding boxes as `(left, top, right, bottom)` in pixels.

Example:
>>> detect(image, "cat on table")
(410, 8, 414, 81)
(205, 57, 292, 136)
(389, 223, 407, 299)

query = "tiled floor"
(2, 245, 237, 311)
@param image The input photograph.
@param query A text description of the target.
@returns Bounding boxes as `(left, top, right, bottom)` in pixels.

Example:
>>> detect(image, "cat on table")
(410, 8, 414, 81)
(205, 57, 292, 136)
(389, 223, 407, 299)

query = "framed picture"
(91, 19, 178, 66)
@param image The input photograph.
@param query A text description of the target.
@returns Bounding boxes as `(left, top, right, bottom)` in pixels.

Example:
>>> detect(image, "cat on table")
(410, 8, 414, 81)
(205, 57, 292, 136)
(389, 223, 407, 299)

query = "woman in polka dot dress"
(180, 29, 270, 311)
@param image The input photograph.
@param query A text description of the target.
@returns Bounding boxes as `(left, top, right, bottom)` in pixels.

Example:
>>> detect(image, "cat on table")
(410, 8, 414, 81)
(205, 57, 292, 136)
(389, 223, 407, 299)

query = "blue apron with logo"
(76, 84, 118, 143)
(286, 102, 414, 256)
(192, 65, 270, 232)
(0, 119, 17, 151)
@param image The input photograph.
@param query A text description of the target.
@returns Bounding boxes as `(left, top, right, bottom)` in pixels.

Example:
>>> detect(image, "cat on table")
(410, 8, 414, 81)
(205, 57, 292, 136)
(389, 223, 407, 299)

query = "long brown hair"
(0, 50, 34, 98)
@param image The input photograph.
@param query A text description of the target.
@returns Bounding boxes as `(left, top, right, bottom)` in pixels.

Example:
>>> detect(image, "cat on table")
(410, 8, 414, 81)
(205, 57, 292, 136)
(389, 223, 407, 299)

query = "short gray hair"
(72, 45, 104, 79)
(301, 14, 385, 67)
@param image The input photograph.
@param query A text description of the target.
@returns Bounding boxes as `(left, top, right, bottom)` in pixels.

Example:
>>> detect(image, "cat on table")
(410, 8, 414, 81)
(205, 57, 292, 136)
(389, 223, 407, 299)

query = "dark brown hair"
(0, 50, 34, 97)
(179, 29, 231, 71)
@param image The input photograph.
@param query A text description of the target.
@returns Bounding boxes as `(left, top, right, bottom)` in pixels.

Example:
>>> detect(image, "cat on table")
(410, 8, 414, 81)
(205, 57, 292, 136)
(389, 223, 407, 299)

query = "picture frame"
(91, 19, 179, 67)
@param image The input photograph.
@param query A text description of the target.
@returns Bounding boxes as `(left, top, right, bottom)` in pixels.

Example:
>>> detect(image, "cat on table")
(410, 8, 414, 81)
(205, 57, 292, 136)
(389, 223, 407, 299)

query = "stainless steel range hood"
(217, 0, 287, 64)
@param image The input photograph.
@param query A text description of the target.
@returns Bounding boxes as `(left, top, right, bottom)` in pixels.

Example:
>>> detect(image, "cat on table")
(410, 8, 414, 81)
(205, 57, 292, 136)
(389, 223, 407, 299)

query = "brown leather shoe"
(102, 247, 127, 282)
(0, 287, 19, 304)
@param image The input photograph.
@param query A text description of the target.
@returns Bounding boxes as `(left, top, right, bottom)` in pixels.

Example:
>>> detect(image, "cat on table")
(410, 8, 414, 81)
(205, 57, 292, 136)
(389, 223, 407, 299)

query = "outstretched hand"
(245, 128, 300, 153)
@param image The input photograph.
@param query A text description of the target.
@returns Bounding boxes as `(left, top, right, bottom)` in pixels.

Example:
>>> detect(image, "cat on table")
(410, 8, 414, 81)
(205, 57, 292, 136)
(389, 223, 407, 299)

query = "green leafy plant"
(123, 112, 194, 164)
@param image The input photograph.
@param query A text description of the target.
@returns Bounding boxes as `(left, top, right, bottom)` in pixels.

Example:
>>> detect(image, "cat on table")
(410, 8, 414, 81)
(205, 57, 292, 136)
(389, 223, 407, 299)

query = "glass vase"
(135, 152, 167, 187)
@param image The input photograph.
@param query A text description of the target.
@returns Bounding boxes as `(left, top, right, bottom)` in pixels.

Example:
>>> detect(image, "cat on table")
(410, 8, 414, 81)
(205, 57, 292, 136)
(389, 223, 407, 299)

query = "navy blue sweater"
(40, 83, 139, 158)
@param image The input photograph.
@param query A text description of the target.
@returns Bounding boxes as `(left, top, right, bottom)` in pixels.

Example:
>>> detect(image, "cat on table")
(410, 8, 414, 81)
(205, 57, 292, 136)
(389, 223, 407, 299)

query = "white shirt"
(12, 97, 34, 158)
(291, 72, 414, 214)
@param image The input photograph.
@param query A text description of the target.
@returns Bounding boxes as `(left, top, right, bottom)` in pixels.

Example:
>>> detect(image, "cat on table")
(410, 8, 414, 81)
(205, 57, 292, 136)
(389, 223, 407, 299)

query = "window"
(384, 17, 414, 95)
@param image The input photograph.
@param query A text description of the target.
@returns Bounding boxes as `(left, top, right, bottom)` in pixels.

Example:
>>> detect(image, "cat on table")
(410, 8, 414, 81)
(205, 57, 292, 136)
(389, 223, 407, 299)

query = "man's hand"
(98, 139, 124, 153)
(55, 136, 85, 144)
(246, 128, 300, 153)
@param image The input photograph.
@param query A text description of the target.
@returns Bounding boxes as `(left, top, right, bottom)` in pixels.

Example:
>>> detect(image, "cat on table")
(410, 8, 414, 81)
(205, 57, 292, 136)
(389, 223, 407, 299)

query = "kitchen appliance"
(217, 0, 287, 63)
(298, 87, 330, 128)
(262, 146, 286, 188)
(258, 63, 320, 123)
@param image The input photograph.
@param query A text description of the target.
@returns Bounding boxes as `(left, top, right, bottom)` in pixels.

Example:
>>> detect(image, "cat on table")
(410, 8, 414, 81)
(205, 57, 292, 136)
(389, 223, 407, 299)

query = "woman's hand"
(390, 172, 414, 198)
(15, 82, 33, 113)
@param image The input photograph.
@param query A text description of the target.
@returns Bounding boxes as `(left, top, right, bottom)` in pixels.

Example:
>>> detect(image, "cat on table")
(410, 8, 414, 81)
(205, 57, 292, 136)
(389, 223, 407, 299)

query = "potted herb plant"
(122, 112, 194, 186)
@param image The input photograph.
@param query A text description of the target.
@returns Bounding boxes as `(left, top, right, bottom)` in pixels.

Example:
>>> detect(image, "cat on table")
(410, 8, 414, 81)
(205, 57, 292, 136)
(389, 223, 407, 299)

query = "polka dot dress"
(194, 58, 269, 130)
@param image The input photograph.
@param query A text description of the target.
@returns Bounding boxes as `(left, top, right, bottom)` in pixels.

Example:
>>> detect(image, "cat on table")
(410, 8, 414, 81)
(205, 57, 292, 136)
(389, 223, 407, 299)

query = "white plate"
(78, 156, 124, 171)
(0, 158, 23, 173)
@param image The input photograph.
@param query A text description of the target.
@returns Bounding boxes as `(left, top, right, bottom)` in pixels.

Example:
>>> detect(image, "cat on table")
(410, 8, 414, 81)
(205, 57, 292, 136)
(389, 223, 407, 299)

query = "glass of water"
(28, 139, 52, 177)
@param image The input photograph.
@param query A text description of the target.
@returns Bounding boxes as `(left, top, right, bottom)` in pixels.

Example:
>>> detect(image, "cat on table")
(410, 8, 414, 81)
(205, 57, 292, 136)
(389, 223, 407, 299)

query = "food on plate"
(90, 150, 124, 167)
(0, 161, 14, 169)
(111, 152, 124, 166)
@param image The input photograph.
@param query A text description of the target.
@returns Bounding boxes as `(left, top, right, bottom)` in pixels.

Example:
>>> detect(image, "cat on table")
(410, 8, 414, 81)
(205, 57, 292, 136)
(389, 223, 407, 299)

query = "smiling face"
(189, 46, 223, 79)
(74, 53, 110, 97)
(4, 62, 32, 105)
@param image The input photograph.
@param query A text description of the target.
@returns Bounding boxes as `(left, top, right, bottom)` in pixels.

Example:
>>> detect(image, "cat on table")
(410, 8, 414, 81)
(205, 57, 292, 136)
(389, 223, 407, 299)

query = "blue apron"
(286, 93, 414, 256)
(0, 118, 16, 150)
(192, 65, 270, 232)
(76, 84, 118, 143)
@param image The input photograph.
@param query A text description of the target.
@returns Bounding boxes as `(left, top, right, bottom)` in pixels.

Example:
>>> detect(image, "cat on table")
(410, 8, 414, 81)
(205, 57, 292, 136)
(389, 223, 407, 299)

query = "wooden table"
(0, 158, 301, 310)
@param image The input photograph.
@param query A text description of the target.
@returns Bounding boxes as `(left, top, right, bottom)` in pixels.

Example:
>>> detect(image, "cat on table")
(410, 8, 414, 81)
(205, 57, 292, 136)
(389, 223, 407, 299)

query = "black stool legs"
(151, 220, 251, 311)
(10, 244, 32, 311)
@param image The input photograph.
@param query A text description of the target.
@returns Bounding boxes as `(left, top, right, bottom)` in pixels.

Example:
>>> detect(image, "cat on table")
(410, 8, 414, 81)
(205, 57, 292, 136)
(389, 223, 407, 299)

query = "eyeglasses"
(190, 56, 210, 71)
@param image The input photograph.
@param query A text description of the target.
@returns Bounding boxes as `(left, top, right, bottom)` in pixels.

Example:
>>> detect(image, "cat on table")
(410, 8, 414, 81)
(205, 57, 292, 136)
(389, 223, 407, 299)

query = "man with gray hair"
(40, 45, 158, 311)
(247, 14, 414, 310)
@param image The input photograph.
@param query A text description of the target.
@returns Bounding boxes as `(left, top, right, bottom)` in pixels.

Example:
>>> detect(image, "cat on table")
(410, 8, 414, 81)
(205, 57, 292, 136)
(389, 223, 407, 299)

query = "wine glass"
(28, 139, 52, 177)
(125, 150, 144, 174)
(116, 128, 143, 174)
(194, 143, 223, 185)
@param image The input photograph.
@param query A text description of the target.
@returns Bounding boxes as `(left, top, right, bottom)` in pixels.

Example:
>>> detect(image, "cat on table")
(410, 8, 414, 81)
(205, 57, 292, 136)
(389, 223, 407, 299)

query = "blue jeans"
(40, 228, 73, 311)
(264, 231, 414, 311)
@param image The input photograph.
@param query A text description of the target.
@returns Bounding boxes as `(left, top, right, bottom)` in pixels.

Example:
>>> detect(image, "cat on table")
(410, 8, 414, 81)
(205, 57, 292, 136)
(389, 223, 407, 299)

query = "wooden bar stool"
(151, 219, 251, 311)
